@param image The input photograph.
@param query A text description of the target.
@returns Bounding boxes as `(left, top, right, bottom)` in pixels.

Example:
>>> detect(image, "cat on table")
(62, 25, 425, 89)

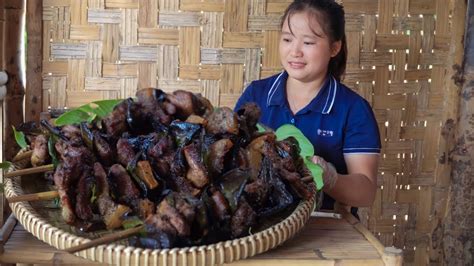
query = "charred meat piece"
(94, 163, 131, 229)
(166, 90, 212, 119)
(54, 140, 94, 180)
(148, 135, 174, 159)
(209, 188, 230, 221)
(236, 102, 261, 131)
(276, 137, 300, 161)
(53, 164, 77, 224)
(31, 134, 50, 167)
(166, 90, 198, 120)
(280, 156, 297, 172)
(102, 100, 128, 138)
(183, 143, 209, 188)
(156, 193, 196, 237)
(185, 114, 207, 125)
(207, 139, 233, 177)
(139, 198, 155, 219)
(277, 167, 313, 200)
(80, 122, 94, 149)
(108, 164, 140, 206)
(277, 139, 312, 179)
(53, 140, 94, 224)
(94, 132, 114, 166)
(205, 107, 239, 135)
(258, 157, 295, 217)
(136, 87, 166, 103)
(236, 148, 249, 169)
(194, 93, 213, 117)
(75, 173, 95, 221)
(116, 138, 136, 167)
(175, 196, 195, 223)
(170, 175, 201, 196)
(60, 125, 84, 146)
(169, 148, 186, 178)
(244, 179, 269, 209)
(163, 101, 177, 116)
(152, 155, 172, 179)
(95, 162, 110, 196)
(246, 133, 276, 180)
(231, 199, 256, 238)
(145, 214, 178, 236)
(247, 133, 276, 154)
(126, 98, 158, 134)
(236, 102, 261, 142)
(135, 88, 172, 125)
(61, 125, 82, 141)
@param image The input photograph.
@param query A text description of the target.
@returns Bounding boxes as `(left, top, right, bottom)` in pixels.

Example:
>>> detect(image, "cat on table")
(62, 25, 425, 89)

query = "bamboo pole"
(337, 204, 403, 266)
(7, 191, 59, 203)
(2, 0, 25, 229)
(4, 164, 53, 178)
(3, 0, 25, 161)
(442, 1, 473, 265)
(65, 225, 145, 253)
(0, 214, 17, 254)
(25, 0, 42, 122)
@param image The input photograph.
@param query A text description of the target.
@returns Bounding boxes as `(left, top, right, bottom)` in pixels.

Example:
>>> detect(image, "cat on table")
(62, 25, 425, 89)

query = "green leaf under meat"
(12, 126, 28, 149)
(55, 99, 123, 126)
(0, 161, 12, 170)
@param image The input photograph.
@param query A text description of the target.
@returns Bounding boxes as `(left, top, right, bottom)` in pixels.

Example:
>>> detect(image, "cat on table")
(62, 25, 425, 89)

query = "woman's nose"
(290, 42, 303, 57)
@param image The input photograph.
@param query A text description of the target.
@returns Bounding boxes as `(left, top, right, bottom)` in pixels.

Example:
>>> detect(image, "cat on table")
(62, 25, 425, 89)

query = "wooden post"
(443, 1, 474, 265)
(0, 71, 7, 230)
(0, 0, 5, 230)
(25, 0, 42, 122)
(3, 0, 25, 160)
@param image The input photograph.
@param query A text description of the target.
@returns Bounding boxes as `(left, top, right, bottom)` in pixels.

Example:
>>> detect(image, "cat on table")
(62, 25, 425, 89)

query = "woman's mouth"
(288, 61, 306, 69)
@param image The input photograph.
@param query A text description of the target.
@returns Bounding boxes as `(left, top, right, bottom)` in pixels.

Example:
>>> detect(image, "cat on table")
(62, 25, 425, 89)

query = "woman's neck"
(286, 76, 327, 114)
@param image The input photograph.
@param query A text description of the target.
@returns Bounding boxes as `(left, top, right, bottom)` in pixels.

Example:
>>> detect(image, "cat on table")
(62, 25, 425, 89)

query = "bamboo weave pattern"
(40, 0, 462, 264)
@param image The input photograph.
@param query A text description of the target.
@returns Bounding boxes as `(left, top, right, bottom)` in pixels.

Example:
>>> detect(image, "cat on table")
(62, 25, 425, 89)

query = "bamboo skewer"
(65, 225, 145, 253)
(4, 164, 54, 178)
(7, 191, 59, 203)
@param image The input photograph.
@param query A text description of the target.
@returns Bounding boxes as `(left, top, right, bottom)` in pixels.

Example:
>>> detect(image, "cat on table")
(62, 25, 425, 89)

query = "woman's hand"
(311, 155, 338, 190)
(311, 154, 379, 207)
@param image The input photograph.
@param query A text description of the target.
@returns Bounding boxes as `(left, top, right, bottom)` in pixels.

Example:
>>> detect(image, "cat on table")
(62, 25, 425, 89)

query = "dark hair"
(281, 0, 347, 81)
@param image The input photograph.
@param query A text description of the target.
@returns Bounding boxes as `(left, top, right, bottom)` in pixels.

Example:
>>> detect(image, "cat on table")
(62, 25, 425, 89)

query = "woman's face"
(279, 11, 341, 83)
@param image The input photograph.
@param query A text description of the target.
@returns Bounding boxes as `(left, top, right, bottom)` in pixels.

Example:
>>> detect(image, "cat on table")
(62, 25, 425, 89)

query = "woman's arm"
(322, 154, 379, 207)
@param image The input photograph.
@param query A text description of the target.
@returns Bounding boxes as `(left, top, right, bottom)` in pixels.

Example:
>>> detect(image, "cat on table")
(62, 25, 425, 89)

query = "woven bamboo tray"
(4, 150, 317, 265)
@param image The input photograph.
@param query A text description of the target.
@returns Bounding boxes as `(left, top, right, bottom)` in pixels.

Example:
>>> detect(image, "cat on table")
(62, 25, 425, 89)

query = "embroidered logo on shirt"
(317, 129, 334, 137)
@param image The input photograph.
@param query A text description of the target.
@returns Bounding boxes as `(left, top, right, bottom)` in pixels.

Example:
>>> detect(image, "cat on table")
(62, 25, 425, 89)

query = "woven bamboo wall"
(38, 0, 465, 265)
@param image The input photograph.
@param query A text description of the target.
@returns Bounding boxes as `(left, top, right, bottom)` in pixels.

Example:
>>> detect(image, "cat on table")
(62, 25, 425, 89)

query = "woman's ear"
(330, 40, 342, 57)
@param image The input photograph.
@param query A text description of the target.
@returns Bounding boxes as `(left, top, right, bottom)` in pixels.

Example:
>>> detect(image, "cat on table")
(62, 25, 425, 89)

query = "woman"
(234, 0, 381, 215)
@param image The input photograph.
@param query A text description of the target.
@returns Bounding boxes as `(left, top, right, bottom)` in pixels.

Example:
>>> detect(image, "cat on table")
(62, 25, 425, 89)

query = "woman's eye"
(283, 38, 291, 42)
(304, 42, 315, 45)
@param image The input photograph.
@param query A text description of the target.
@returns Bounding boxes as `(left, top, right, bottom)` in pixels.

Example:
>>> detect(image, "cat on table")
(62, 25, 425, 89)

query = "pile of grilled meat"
(27, 88, 314, 249)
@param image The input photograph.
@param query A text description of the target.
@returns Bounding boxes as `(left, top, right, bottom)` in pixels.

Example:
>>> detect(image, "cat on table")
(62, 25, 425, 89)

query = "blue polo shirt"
(234, 71, 381, 211)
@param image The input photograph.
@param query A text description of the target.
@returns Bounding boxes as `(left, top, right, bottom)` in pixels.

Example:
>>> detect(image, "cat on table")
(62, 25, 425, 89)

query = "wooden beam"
(0, 0, 5, 231)
(26, 0, 43, 122)
(442, 1, 473, 265)
(3, 0, 25, 161)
